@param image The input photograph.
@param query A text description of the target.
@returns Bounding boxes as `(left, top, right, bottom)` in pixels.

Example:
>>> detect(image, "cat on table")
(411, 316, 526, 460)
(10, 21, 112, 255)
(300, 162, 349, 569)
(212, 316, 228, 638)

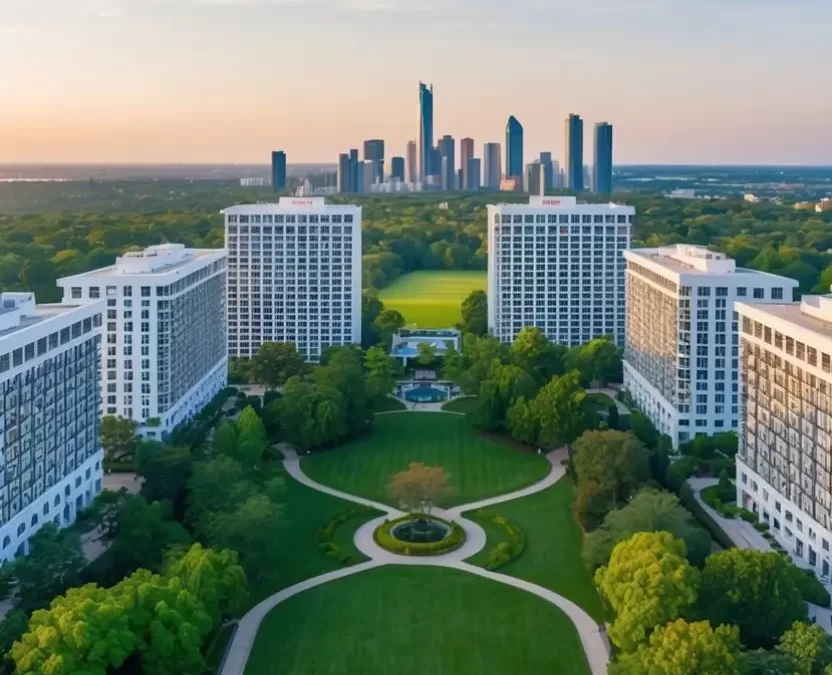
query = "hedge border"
(679, 482, 736, 550)
(471, 509, 526, 571)
(374, 514, 465, 556)
(317, 506, 378, 566)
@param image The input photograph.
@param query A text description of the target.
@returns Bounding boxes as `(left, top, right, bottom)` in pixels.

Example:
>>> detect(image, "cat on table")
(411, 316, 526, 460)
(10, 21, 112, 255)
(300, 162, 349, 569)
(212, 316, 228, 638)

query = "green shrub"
(753, 522, 770, 532)
(789, 566, 831, 607)
(679, 482, 736, 550)
(739, 509, 757, 523)
(472, 510, 526, 571)
(668, 456, 699, 492)
(103, 461, 137, 473)
(374, 515, 466, 556)
(316, 507, 377, 566)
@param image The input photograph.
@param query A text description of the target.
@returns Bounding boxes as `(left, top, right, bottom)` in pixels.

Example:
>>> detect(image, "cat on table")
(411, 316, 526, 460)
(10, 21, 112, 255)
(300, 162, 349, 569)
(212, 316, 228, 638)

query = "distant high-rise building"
(271, 151, 286, 192)
(594, 122, 613, 194)
(483, 142, 502, 190)
(539, 152, 554, 192)
(390, 156, 405, 182)
(553, 160, 563, 189)
(467, 158, 481, 191)
(360, 161, 373, 193)
(349, 148, 359, 193)
(505, 116, 524, 179)
(337, 153, 351, 193)
(460, 137, 475, 189)
(437, 135, 456, 191)
(419, 82, 434, 182)
(584, 165, 591, 191)
(430, 146, 442, 185)
(363, 139, 385, 184)
(524, 161, 542, 195)
(406, 141, 417, 183)
(565, 114, 584, 192)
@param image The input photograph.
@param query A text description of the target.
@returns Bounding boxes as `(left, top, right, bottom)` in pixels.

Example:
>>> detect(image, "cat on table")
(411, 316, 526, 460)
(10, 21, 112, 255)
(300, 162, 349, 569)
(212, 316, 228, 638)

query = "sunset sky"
(1, 0, 831, 164)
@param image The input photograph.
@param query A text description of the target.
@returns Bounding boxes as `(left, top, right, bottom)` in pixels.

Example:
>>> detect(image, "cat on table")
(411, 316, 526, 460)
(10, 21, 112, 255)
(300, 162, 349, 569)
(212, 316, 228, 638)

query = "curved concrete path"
(221, 443, 609, 675)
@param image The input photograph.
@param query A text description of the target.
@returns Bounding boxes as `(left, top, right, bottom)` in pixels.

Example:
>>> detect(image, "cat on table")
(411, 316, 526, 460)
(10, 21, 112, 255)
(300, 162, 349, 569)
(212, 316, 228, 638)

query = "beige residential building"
(736, 294, 832, 578)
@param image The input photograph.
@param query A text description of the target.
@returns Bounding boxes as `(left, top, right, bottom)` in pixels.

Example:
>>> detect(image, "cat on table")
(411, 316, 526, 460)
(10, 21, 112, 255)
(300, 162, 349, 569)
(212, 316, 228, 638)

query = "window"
(772, 287, 784, 300)
(71, 287, 82, 299)
(736, 287, 747, 297)
(753, 288, 764, 299)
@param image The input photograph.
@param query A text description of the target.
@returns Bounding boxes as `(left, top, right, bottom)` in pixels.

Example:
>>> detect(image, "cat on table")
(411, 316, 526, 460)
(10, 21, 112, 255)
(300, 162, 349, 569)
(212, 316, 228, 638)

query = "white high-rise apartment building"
(223, 197, 362, 362)
(623, 244, 797, 448)
(0, 293, 103, 561)
(58, 244, 228, 439)
(486, 196, 633, 347)
(736, 293, 832, 578)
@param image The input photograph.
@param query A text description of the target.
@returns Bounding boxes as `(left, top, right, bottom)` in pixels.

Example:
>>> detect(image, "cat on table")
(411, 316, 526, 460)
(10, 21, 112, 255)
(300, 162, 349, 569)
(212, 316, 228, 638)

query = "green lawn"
(378, 270, 486, 328)
(442, 396, 479, 414)
(245, 566, 589, 675)
(466, 480, 605, 621)
(301, 413, 550, 507)
(373, 396, 407, 413)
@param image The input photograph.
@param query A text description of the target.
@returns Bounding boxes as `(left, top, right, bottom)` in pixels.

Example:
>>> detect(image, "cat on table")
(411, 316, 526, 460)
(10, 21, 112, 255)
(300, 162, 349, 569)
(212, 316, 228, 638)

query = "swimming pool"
(403, 386, 449, 403)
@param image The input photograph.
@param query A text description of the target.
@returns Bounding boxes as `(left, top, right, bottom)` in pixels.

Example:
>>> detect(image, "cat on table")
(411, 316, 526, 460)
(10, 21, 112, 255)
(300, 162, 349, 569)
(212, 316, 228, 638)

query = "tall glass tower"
(505, 116, 523, 179)
(593, 122, 613, 194)
(565, 114, 584, 192)
(271, 151, 286, 191)
(419, 82, 434, 182)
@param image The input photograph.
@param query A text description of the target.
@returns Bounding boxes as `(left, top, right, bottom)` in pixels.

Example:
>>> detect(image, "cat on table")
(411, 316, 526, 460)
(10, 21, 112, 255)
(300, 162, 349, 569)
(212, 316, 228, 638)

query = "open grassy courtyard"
(301, 413, 550, 507)
(245, 566, 590, 675)
(377, 270, 486, 328)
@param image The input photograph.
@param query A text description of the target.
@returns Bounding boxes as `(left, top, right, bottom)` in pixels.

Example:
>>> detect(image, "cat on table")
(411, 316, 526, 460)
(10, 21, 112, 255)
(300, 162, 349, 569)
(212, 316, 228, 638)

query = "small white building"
(736, 293, 832, 579)
(0, 293, 104, 561)
(623, 244, 797, 448)
(58, 244, 228, 439)
(223, 197, 362, 363)
(486, 195, 633, 348)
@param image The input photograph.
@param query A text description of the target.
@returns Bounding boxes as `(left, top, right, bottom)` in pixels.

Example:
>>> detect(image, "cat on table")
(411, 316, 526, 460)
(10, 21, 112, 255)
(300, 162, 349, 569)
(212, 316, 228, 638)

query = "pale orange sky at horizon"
(2, 0, 831, 165)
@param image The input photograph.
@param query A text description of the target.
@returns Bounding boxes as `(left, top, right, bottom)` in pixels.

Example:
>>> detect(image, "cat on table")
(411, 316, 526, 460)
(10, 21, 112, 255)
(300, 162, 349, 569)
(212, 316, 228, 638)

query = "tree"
(506, 396, 539, 445)
(573, 430, 650, 514)
(388, 462, 455, 514)
(779, 621, 832, 675)
(509, 326, 565, 384)
(0, 610, 28, 663)
(186, 456, 254, 537)
(699, 549, 807, 648)
(315, 345, 371, 438)
(533, 371, 593, 450)
(11, 524, 85, 612)
(459, 290, 488, 336)
(742, 650, 799, 675)
(473, 361, 538, 431)
(361, 290, 384, 347)
(374, 308, 406, 348)
(595, 532, 700, 652)
(365, 345, 396, 405)
(100, 415, 139, 465)
(584, 488, 711, 569)
(235, 406, 268, 466)
(629, 410, 660, 448)
(416, 341, 437, 367)
(135, 441, 193, 514)
(274, 377, 347, 450)
(610, 619, 743, 675)
(249, 341, 307, 389)
(565, 336, 622, 386)
(212, 421, 238, 457)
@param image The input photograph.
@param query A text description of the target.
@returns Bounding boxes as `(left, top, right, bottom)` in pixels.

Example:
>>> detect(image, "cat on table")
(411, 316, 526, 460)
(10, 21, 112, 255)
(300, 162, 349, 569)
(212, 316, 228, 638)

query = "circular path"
(220, 443, 610, 675)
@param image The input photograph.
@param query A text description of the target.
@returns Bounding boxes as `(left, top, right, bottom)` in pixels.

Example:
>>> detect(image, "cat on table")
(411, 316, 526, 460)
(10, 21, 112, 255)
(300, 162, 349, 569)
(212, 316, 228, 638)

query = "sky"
(1, 0, 831, 165)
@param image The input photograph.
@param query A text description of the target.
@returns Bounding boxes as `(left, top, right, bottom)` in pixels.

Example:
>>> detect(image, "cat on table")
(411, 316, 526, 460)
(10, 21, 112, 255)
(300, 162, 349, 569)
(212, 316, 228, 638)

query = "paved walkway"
(585, 388, 630, 416)
(222, 444, 609, 675)
(688, 477, 771, 551)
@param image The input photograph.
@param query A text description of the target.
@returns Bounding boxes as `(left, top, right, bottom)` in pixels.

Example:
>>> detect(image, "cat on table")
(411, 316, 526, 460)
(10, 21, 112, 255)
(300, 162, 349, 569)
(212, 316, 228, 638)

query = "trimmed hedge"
(700, 485, 740, 519)
(374, 514, 465, 556)
(472, 509, 526, 571)
(790, 566, 832, 608)
(317, 507, 377, 566)
(679, 482, 736, 550)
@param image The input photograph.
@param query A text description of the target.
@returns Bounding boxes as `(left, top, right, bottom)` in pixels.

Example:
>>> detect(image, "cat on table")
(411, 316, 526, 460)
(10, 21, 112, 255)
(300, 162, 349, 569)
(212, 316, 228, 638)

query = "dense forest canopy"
(0, 181, 831, 303)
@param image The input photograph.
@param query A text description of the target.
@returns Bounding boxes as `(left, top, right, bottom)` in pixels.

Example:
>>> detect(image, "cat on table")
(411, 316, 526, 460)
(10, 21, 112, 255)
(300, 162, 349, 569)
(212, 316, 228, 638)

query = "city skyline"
(3, 0, 832, 165)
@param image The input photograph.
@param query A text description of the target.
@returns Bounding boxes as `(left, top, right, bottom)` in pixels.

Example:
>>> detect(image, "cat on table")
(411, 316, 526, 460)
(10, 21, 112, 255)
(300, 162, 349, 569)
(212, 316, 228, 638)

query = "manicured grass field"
(373, 396, 408, 413)
(301, 413, 550, 507)
(378, 270, 486, 328)
(442, 396, 479, 414)
(466, 480, 605, 621)
(245, 566, 590, 675)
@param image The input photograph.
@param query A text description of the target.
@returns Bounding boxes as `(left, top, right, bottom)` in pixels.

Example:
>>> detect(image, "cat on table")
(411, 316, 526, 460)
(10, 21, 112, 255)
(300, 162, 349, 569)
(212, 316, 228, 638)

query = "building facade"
(363, 139, 385, 184)
(58, 244, 228, 438)
(540, 152, 554, 192)
(467, 158, 481, 191)
(593, 123, 613, 194)
(623, 245, 797, 448)
(271, 151, 287, 192)
(223, 197, 362, 363)
(505, 116, 523, 179)
(0, 293, 103, 562)
(419, 82, 434, 182)
(565, 114, 584, 192)
(390, 156, 405, 182)
(437, 135, 456, 191)
(483, 142, 502, 190)
(406, 140, 417, 184)
(736, 294, 832, 579)
(524, 161, 542, 196)
(460, 137, 474, 190)
(487, 196, 633, 347)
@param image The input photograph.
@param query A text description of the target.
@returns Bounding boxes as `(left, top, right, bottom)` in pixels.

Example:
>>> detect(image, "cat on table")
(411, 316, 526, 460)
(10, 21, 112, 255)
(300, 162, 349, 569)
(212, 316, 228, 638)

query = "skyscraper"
(539, 152, 554, 192)
(594, 122, 613, 194)
(483, 142, 502, 190)
(349, 148, 359, 193)
(337, 153, 351, 193)
(505, 116, 523, 179)
(390, 156, 405, 182)
(419, 82, 434, 182)
(406, 141, 417, 184)
(437, 135, 456, 191)
(460, 137, 474, 190)
(565, 114, 584, 192)
(271, 151, 286, 192)
(363, 139, 385, 184)
(467, 158, 481, 190)
(524, 161, 542, 195)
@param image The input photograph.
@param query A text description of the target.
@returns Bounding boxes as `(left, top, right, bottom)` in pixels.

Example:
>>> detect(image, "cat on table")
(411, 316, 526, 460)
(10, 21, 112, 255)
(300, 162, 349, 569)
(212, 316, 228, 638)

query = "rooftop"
(741, 295, 832, 341)
(489, 196, 634, 210)
(61, 244, 223, 279)
(0, 293, 85, 339)
(222, 197, 361, 213)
